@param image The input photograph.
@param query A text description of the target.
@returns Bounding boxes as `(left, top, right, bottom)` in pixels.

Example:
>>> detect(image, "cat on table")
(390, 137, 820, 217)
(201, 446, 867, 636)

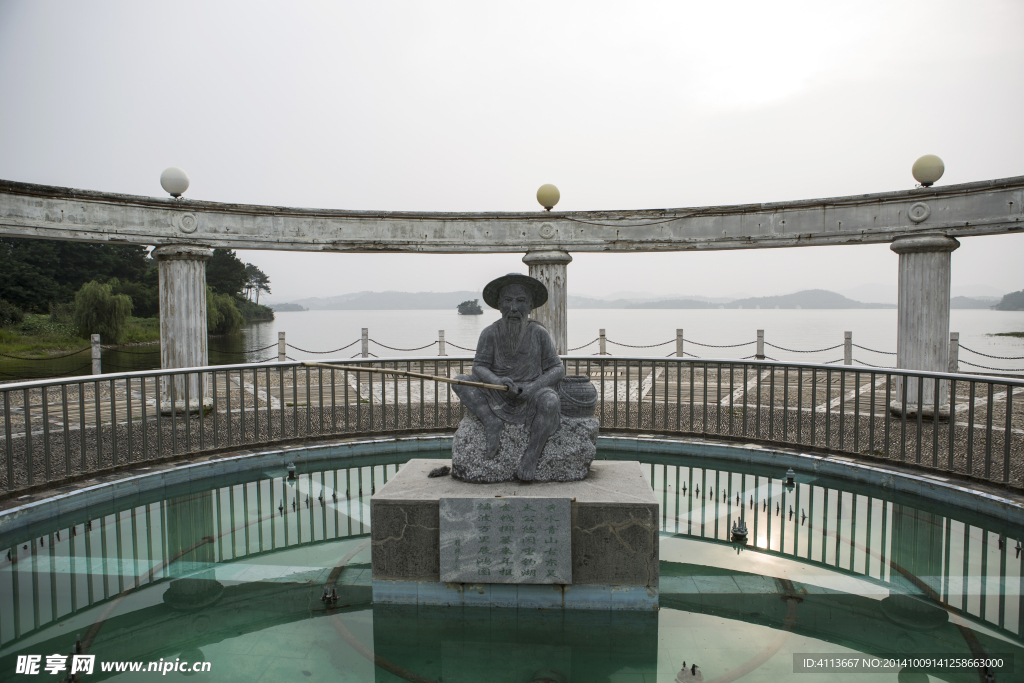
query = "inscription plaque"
(439, 497, 571, 584)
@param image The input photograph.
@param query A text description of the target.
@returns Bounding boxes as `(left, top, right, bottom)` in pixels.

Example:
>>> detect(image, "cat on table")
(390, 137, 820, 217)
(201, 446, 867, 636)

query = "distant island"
(457, 299, 483, 315)
(268, 303, 307, 312)
(267, 288, 1006, 311)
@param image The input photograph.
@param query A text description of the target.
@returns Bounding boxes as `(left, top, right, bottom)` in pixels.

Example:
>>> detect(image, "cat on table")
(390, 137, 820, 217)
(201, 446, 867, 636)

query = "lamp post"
(536, 184, 560, 211)
(911, 155, 944, 187)
(160, 167, 190, 198)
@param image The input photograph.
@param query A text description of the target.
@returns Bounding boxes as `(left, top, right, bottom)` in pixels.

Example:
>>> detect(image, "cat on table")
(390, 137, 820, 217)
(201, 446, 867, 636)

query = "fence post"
(599, 329, 606, 356)
(756, 329, 764, 360)
(844, 331, 852, 365)
(948, 331, 959, 373)
(439, 330, 447, 357)
(278, 331, 286, 362)
(91, 334, 102, 375)
(676, 329, 684, 358)
(361, 328, 369, 358)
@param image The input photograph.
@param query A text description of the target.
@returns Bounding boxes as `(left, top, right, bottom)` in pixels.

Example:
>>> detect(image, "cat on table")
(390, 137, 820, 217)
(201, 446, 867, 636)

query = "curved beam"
(0, 176, 1021, 253)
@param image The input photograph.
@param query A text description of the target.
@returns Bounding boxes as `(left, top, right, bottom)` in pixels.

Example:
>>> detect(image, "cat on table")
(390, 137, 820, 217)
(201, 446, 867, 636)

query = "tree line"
(0, 237, 274, 341)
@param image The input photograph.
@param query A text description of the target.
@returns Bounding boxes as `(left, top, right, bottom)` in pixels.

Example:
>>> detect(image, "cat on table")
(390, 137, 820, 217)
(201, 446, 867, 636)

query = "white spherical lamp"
(912, 155, 944, 187)
(160, 167, 190, 198)
(536, 184, 560, 211)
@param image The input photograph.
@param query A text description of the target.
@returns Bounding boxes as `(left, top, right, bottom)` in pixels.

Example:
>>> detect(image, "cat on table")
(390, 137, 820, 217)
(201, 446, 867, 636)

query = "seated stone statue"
(452, 273, 565, 481)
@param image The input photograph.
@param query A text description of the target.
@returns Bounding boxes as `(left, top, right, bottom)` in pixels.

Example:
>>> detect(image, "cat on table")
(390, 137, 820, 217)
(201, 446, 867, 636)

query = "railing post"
(949, 332, 959, 373)
(361, 328, 369, 358)
(756, 329, 764, 360)
(599, 329, 606, 356)
(844, 331, 852, 365)
(438, 330, 447, 356)
(278, 331, 286, 362)
(676, 329, 684, 358)
(91, 334, 102, 375)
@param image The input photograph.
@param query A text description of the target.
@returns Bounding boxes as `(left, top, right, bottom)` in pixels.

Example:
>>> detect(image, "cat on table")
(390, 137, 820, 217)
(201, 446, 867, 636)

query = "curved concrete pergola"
(2, 176, 1022, 410)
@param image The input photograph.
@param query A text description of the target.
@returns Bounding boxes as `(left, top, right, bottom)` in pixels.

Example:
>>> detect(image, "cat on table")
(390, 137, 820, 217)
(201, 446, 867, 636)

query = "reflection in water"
(0, 451, 1020, 682)
(644, 459, 1023, 639)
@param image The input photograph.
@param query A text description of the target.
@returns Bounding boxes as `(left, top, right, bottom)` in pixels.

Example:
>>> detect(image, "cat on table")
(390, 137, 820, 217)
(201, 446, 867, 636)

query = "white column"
(523, 250, 572, 355)
(153, 245, 212, 414)
(599, 329, 606, 356)
(676, 329, 684, 358)
(844, 332, 852, 365)
(756, 329, 765, 360)
(438, 330, 447, 357)
(278, 331, 286, 362)
(890, 234, 959, 417)
(361, 328, 369, 358)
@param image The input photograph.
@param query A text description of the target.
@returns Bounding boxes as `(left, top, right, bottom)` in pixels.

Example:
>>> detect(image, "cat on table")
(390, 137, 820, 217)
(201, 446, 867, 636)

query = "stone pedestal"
(523, 250, 571, 355)
(372, 602, 658, 682)
(451, 412, 599, 483)
(890, 235, 959, 419)
(371, 459, 659, 610)
(154, 245, 213, 414)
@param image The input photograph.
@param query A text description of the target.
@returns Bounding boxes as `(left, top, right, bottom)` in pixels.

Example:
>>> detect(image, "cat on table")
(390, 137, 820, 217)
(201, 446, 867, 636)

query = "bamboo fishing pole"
(300, 361, 519, 393)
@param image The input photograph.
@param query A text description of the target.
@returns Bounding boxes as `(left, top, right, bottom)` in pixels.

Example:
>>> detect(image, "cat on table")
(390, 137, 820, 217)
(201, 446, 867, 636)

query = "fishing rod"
(300, 361, 520, 393)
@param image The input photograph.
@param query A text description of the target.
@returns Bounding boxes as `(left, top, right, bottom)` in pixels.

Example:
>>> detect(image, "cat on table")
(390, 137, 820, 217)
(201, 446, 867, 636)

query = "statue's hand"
(498, 377, 520, 396)
(518, 381, 539, 401)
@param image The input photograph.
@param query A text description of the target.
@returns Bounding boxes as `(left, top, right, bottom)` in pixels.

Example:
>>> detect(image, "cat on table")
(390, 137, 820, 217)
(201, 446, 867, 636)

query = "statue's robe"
(470, 318, 561, 428)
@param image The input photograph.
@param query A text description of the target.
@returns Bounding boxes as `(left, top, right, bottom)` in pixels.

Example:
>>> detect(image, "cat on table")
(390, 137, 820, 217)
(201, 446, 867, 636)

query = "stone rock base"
(889, 401, 950, 421)
(450, 412, 599, 483)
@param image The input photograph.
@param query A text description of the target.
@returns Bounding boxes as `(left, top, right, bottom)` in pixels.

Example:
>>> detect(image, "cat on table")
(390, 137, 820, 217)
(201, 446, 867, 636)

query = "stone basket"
(557, 374, 598, 418)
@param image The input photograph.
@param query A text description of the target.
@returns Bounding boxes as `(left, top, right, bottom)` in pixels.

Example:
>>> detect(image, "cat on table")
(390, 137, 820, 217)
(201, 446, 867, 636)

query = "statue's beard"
(503, 315, 525, 354)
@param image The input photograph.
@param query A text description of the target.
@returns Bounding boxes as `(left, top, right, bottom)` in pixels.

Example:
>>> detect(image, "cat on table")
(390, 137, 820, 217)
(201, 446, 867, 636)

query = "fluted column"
(153, 245, 213, 414)
(890, 234, 959, 417)
(523, 250, 572, 355)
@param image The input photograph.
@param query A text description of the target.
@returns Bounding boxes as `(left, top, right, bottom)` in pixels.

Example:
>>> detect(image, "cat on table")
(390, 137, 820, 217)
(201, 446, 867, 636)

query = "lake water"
(2, 309, 1022, 381)
(256, 308, 1024, 371)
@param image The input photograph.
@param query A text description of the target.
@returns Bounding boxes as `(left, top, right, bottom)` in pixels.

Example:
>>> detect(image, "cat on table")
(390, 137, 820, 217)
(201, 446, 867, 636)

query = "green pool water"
(0, 449, 1021, 682)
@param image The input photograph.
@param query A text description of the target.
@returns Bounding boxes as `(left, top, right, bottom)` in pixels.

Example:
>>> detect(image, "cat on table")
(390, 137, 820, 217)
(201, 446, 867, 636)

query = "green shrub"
(48, 301, 75, 325)
(0, 299, 24, 327)
(73, 280, 133, 343)
(110, 278, 159, 318)
(207, 288, 245, 335)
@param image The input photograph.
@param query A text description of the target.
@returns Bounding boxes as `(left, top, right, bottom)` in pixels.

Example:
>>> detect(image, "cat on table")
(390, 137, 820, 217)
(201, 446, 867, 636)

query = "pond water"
(0, 448, 1021, 682)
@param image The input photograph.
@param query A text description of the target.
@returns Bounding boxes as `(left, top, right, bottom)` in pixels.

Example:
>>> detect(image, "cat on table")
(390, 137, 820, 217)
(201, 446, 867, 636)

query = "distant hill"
(995, 290, 1024, 311)
(275, 288, 1008, 311)
(287, 291, 482, 310)
(950, 296, 995, 309)
(723, 290, 894, 309)
(626, 289, 894, 309)
(624, 299, 715, 309)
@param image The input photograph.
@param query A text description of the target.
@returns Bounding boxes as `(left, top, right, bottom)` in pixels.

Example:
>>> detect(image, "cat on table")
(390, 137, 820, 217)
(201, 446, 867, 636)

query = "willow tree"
(73, 280, 133, 343)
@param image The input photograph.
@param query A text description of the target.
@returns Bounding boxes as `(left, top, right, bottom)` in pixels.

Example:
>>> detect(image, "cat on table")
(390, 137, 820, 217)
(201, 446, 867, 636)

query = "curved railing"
(2, 456, 1022, 651)
(1, 356, 1022, 495)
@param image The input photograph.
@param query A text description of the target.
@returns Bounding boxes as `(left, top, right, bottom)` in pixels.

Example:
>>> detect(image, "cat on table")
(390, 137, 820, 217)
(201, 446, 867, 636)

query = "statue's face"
(499, 284, 532, 321)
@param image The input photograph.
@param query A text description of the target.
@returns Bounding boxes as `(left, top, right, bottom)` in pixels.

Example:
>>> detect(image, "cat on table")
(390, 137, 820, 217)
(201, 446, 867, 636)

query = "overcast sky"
(1, 1, 1022, 303)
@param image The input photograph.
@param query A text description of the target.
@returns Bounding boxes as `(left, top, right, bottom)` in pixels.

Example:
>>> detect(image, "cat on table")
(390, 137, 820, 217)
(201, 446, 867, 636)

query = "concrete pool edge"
(2, 431, 1022, 534)
(0, 434, 454, 534)
(600, 435, 1024, 527)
